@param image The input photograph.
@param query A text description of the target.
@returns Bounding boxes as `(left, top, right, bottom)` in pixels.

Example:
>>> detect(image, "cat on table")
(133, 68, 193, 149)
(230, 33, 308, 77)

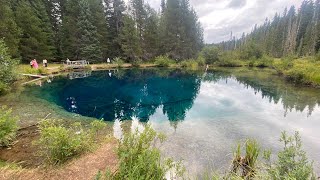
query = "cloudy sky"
(144, 0, 304, 43)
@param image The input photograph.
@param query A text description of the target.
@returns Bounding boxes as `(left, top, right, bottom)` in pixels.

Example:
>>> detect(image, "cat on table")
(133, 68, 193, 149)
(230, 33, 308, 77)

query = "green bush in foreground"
(97, 125, 185, 180)
(96, 127, 317, 180)
(0, 106, 18, 147)
(154, 55, 175, 67)
(213, 131, 316, 180)
(35, 119, 107, 165)
(264, 131, 316, 180)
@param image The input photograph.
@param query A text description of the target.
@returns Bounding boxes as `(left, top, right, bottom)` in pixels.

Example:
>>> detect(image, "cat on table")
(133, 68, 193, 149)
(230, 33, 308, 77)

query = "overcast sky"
(144, 0, 304, 43)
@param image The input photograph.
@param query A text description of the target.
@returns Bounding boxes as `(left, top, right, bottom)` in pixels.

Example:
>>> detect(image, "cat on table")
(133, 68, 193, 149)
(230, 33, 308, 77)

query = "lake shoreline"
(16, 60, 320, 89)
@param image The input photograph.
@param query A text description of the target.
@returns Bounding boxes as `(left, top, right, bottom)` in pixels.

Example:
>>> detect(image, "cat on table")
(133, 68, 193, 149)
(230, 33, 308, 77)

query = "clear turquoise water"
(25, 68, 320, 175)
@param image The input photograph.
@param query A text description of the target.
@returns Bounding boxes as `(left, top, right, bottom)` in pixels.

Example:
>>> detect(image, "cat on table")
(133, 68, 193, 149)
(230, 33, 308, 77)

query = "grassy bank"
(200, 54, 320, 87)
(13, 55, 320, 90)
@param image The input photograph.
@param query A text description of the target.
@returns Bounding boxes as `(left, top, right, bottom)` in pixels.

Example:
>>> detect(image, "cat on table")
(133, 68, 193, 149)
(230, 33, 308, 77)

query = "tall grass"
(35, 119, 107, 165)
(16, 65, 48, 75)
(231, 139, 260, 178)
(273, 58, 320, 86)
(0, 106, 18, 147)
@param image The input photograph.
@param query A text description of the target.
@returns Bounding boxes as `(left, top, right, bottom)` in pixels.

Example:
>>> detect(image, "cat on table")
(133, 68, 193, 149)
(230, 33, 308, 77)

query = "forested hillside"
(0, 0, 204, 63)
(219, 0, 320, 58)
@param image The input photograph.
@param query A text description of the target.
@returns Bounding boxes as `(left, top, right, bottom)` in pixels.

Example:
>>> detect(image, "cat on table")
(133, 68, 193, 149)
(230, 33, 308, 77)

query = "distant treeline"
(0, 0, 204, 63)
(218, 0, 320, 58)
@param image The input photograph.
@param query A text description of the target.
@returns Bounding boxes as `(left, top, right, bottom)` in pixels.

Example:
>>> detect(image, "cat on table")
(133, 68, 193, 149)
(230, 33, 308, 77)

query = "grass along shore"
(15, 55, 320, 88)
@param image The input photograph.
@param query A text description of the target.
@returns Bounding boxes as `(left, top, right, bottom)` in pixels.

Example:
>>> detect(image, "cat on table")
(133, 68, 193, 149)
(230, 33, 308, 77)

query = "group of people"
(30, 59, 48, 69)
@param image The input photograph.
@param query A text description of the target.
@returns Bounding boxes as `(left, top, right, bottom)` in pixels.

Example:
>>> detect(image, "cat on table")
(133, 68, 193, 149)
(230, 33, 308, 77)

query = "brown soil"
(0, 126, 119, 180)
(0, 125, 42, 168)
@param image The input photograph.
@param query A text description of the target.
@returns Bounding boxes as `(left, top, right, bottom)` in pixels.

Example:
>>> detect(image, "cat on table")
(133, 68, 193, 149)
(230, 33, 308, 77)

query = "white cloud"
(145, 0, 304, 43)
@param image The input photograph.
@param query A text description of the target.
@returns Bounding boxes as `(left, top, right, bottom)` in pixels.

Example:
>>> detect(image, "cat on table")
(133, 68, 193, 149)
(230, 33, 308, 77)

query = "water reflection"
(61, 69, 201, 122)
(68, 71, 92, 80)
(30, 68, 320, 122)
(25, 68, 320, 174)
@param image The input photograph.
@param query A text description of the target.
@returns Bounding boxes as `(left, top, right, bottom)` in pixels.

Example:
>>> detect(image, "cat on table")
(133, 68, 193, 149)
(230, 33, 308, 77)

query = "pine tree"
(119, 15, 142, 61)
(89, 0, 109, 61)
(30, 0, 56, 59)
(161, 0, 166, 14)
(15, 0, 54, 62)
(161, 0, 203, 60)
(77, 0, 102, 62)
(143, 4, 160, 59)
(44, 0, 65, 60)
(104, 0, 126, 58)
(0, 0, 21, 58)
(162, 0, 182, 59)
(296, 0, 314, 56)
(61, 0, 80, 60)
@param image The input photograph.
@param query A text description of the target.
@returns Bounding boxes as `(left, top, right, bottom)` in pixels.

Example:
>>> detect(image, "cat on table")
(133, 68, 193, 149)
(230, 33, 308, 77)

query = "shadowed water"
(24, 68, 320, 175)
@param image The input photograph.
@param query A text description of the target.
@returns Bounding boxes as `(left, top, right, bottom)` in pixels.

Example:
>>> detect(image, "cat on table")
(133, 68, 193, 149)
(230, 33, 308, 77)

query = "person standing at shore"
(30, 60, 33, 68)
(43, 59, 48, 67)
(33, 59, 39, 69)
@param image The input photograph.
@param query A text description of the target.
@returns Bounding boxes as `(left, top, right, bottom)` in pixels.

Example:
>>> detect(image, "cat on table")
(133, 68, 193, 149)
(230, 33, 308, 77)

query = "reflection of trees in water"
(235, 77, 320, 117)
(33, 68, 320, 124)
(202, 70, 320, 116)
(53, 69, 202, 125)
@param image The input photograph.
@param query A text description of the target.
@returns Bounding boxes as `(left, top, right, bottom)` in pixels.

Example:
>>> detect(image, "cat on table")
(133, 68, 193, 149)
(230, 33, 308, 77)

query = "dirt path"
(0, 140, 118, 180)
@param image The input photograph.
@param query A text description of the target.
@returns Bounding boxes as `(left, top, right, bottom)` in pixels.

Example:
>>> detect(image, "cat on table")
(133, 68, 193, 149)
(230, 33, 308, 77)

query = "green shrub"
(0, 106, 19, 147)
(315, 51, 320, 61)
(154, 55, 175, 67)
(0, 39, 18, 95)
(254, 56, 273, 68)
(89, 119, 107, 141)
(217, 59, 243, 67)
(35, 119, 107, 165)
(0, 82, 10, 95)
(272, 59, 293, 73)
(99, 125, 185, 180)
(131, 59, 142, 67)
(113, 57, 124, 68)
(201, 46, 221, 64)
(240, 42, 263, 60)
(197, 55, 206, 66)
(264, 131, 316, 180)
(180, 60, 199, 70)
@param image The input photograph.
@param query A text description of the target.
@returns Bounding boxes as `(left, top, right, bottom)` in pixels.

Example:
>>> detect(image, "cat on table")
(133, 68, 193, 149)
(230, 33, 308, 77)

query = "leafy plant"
(89, 119, 107, 141)
(98, 125, 185, 180)
(265, 131, 316, 180)
(113, 57, 124, 68)
(154, 55, 175, 67)
(0, 39, 18, 95)
(0, 106, 18, 147)
(315, 51, 320, 61)
(180, 60, 199, 70)
(201, 46, 221, 64)
(131, 59, 142, 67)
(35, 119, 107, 165)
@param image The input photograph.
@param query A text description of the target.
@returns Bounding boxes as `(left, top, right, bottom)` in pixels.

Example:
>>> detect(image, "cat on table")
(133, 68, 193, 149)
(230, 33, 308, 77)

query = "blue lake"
(25, 68, 320, 174)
